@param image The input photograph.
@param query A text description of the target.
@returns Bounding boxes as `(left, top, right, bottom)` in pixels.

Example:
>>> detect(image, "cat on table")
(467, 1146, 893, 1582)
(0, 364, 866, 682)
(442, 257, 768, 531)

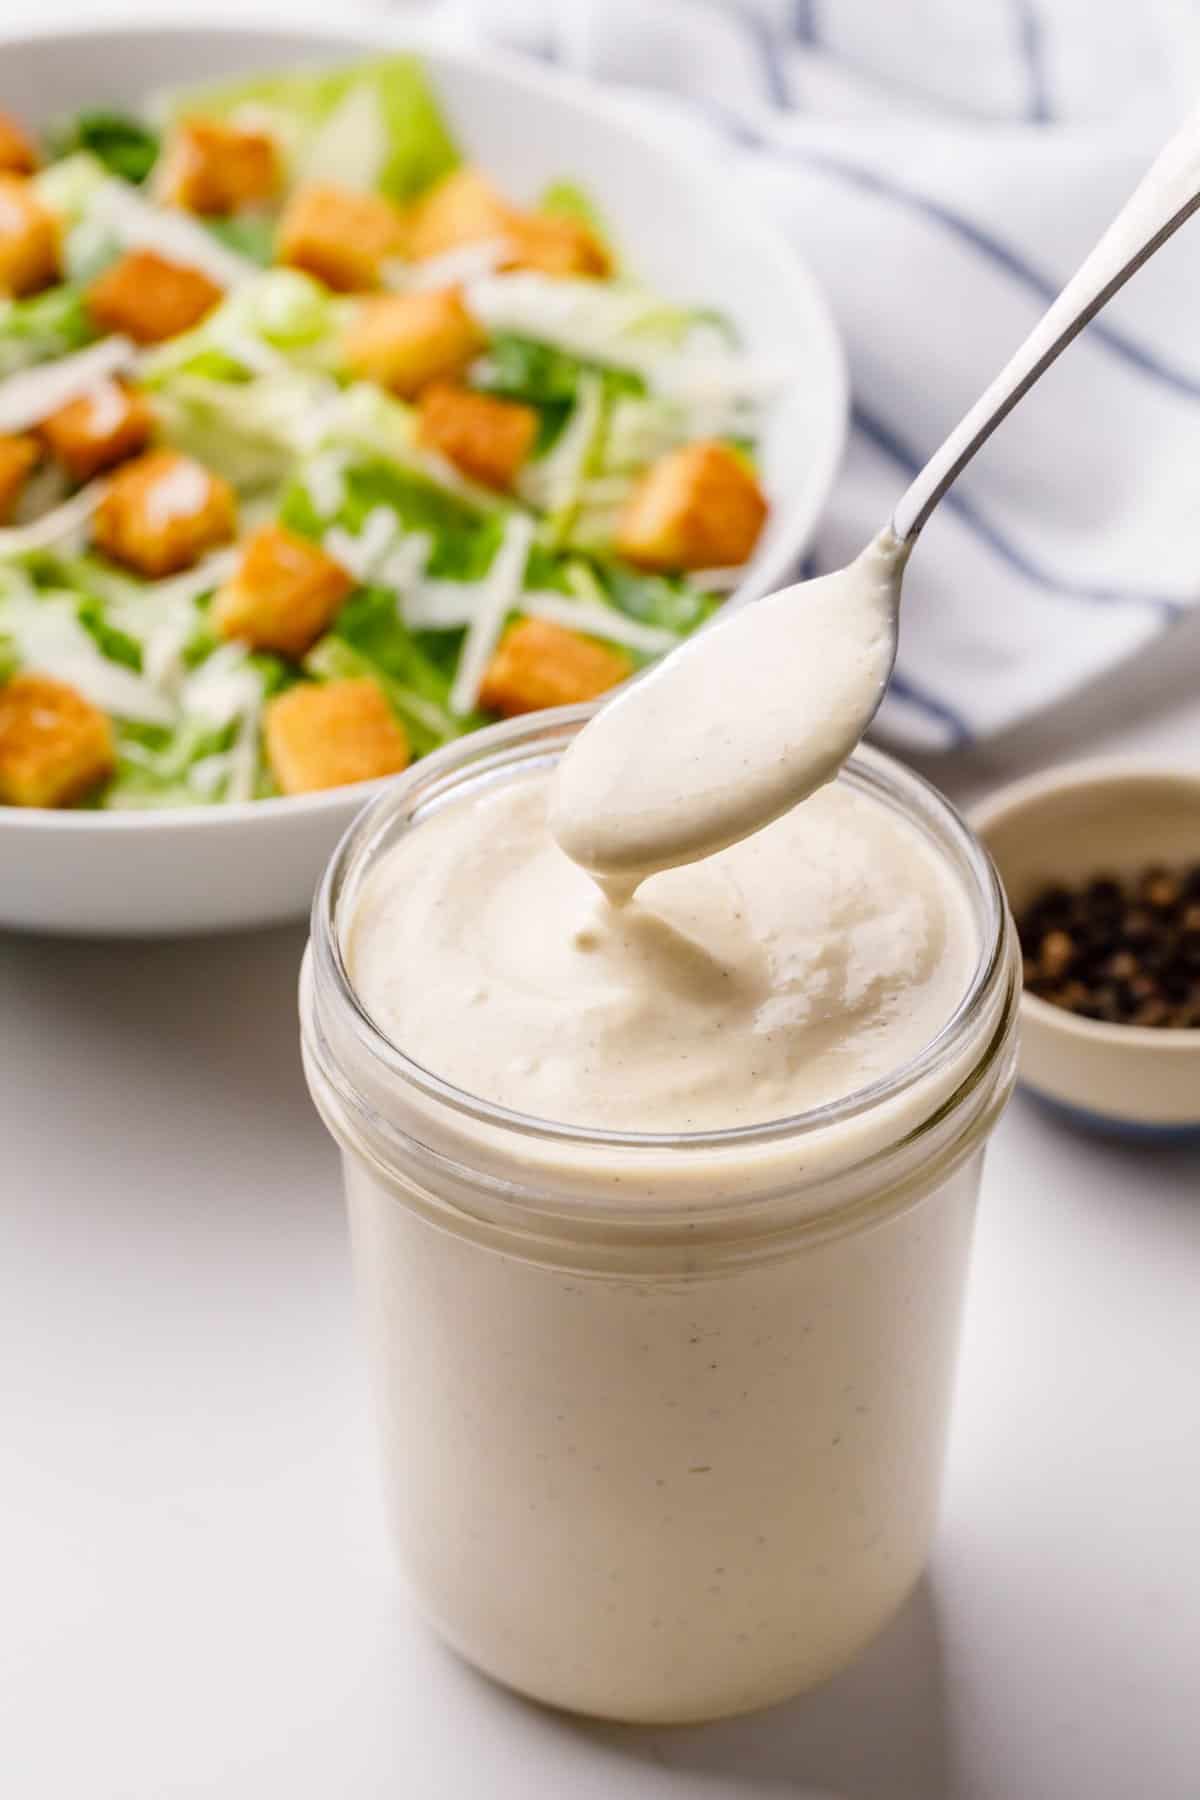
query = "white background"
(4, 3, 1200, 1794)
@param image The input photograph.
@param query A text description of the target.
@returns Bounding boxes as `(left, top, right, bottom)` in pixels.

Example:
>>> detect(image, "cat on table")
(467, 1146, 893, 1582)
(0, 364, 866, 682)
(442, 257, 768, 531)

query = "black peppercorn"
(1016, 861, 1200, 1028)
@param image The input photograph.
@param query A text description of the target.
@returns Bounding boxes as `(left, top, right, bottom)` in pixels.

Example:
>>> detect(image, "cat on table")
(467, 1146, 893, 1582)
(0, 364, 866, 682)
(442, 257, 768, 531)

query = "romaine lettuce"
(0, 284, 94, 379)
(168, 56, 459, 202)
(306, 592, 479, 757)
(45, 111, 160, 186)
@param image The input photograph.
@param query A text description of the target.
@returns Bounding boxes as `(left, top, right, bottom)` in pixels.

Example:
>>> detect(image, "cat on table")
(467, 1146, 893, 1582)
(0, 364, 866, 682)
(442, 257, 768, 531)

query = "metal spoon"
(552, 106, 1200, 896)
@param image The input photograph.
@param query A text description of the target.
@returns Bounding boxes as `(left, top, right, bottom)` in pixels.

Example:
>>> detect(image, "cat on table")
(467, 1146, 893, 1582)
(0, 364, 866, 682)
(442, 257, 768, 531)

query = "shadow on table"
(456, 1576, 950, 1800)
(602, 1577, 948, 1800)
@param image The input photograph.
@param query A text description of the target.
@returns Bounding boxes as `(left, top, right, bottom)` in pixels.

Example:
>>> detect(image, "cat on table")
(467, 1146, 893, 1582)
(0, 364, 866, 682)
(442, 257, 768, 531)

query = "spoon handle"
(891, 105, 1200, 546)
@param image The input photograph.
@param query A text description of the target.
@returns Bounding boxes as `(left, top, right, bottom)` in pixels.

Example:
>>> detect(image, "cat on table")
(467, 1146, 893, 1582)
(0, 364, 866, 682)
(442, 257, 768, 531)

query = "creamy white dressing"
(346, 763, 974, 1135)
(550, 529, 907, 901)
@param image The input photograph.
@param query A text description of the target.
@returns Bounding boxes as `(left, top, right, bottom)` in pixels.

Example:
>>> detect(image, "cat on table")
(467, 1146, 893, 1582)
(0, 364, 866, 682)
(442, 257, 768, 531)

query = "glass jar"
(301, 710, 1019, 1725)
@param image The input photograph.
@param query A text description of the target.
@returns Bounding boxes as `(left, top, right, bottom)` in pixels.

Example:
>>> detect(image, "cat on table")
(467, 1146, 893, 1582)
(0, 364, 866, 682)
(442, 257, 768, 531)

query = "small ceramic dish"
(972, 760, 1200, 1142)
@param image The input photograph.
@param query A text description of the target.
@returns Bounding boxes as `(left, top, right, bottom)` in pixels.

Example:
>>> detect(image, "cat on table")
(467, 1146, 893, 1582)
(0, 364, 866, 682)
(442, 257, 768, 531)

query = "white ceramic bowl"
(0, 14, 847, 937)
(973, 760, 1200, 1142)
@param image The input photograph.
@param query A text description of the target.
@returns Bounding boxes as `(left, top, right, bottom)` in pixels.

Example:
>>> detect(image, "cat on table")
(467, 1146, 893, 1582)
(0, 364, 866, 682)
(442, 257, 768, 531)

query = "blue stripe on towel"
(1012, 0, 1052, 122)
(886, 670, 975, 746)
(718, 0, 792, 107)
(853, 405, 1187, 620)
(792, 0, 820, 45)
(787, 151, 1200, 403)
(798, 551, 974, 745)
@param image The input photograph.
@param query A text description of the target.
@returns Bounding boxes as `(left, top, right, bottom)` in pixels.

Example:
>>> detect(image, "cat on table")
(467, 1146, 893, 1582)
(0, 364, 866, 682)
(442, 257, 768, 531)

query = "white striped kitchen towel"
(432, 0, 1200, 751)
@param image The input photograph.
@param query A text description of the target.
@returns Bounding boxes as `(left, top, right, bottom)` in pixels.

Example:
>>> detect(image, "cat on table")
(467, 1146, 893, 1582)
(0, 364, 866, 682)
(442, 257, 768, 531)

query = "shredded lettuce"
(309, 381, 514, 517)
(282, 457, 502, 583)
(33, 150, 109, 224)
(204, 213, 277, 268)
(600, 563, 723, 637)
(138, 270, 344, 389)
(306, 591, 478, 756)
(0, 285, 94, 379)
(152, 369, 334, 495)
(169, 56, 459, 202)
(474, 332, 644, 409)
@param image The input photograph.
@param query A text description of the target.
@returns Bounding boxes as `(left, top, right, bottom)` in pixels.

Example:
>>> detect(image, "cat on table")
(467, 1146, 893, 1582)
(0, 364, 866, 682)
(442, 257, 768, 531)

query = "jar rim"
(310, 706, 1010, 1158)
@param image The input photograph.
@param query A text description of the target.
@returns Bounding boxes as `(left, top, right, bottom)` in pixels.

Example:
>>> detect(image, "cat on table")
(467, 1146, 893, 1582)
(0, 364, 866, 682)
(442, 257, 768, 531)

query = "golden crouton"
(407, 165, 611, 279)
(416, 382, 537, 490)
(264, 678, 410, 795)
(86, 249, 222, 346)
(39, 379, 154, 483)
(0, 174, 58, 298)
(479, 617, 631, 717)
(0, 112, 38, 176)
(342, 287, 486, 399)
(211, 523, 353, 658)
(405, 166, 512, 261)
(159, 116, 280, 216)
(614, 441, 767, 572)
(276, 183, 407, 293)
(92, 448, 236, 578)
(0, 673, 115, 807)
(503, 211, 610, 279)
(0, 433, 38, 523)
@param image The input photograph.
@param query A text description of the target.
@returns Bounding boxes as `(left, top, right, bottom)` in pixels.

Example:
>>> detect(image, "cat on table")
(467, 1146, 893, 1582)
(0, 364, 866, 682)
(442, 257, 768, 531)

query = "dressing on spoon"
(550, 531, 907, 902)
(552, 100, 1200, 897)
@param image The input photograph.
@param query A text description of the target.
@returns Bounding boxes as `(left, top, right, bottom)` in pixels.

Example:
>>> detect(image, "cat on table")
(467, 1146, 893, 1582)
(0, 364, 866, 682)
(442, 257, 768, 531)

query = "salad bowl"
(0, 14, 846, 936)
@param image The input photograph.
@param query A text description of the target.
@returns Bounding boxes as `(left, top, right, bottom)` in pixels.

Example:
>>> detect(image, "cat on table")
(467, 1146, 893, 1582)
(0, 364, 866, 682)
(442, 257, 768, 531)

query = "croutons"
(0, 112, 38, 176)
(502, 210, 610, 279)
(342, 287, 486, 399)
(86, 249, 222, 346)
(92, 448, 236, 578)
(158, 116, 280, 216)
(614, 441, 767, 572)
(0, 174, 58, 297)
(406, 166, 611, 278)
(39, 379, 154, 483)
(479, 617, 631, 717)
(276, 183, 407, 293)
(211, 523, 353, 658)
(0, 433, 38, 523)
(416, 382, 537, 490)
(0, 673, 115, 807)
(405, 167, 513, 262)
(264, 678, 410, 795)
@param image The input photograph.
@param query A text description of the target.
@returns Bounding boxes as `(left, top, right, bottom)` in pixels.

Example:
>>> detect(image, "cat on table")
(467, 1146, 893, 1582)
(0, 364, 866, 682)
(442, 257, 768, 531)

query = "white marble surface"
(4, 3, 1200, 1792)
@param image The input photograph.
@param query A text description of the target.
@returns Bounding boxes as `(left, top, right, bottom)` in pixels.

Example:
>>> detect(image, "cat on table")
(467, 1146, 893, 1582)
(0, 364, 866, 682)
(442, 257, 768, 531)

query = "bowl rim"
(971, 755, 1200, 1055)
(0, 8, 849, 839)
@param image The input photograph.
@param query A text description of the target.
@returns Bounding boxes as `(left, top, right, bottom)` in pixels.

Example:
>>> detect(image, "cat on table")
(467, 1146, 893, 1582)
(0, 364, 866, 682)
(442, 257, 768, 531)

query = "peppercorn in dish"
(1018, 864, 1200, 1028)
(0, 59, 780, 809)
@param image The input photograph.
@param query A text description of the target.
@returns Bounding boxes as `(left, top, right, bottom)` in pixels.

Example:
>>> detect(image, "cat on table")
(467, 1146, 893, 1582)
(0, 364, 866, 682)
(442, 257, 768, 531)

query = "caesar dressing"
(346, 761, 974, 1135)
(303, 721, 1017, 1724)
(549, 529, 907, 900)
